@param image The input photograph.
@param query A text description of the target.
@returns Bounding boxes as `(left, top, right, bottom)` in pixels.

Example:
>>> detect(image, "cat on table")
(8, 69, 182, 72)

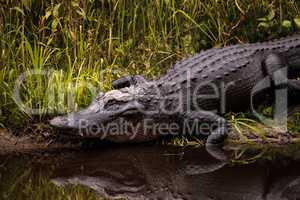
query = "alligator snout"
(50, 116, 71, 129)
(49, 110, 118, 135)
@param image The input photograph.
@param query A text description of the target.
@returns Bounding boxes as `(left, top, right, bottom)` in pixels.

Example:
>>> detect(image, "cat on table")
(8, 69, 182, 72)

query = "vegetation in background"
(0, 0, 299, 131)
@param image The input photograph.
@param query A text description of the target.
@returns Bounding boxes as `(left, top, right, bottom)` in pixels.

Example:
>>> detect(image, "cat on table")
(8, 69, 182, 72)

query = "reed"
(0, 0, 299, 129)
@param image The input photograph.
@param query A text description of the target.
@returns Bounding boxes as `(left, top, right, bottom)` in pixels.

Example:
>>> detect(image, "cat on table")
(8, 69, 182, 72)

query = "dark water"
(2, 145, 300, 200)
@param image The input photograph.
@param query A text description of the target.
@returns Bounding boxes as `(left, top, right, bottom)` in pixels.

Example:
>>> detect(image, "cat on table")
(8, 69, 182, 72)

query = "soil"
(0, 128, 80, 155)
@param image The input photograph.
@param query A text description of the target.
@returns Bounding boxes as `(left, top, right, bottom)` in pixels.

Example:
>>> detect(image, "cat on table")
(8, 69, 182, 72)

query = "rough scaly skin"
(50, 34, 300, 146)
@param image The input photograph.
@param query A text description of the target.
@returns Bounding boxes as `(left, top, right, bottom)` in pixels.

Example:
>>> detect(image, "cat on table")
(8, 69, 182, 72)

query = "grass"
(0, 0, 299, 132)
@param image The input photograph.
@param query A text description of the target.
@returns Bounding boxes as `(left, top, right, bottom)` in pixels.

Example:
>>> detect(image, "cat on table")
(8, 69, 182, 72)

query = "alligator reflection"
(50, 146, 300, 200)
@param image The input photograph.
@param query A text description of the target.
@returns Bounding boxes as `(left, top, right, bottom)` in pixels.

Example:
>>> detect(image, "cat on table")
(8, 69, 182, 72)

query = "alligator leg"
(181, 111, 228, 146)
(112, 75, 146, 89)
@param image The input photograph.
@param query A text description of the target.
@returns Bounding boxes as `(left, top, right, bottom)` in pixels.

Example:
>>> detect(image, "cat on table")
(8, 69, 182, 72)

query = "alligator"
(50, 34, 300, 147)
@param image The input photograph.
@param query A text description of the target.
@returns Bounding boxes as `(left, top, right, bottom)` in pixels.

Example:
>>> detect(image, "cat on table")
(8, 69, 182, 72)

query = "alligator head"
(49, 82, 174, 142)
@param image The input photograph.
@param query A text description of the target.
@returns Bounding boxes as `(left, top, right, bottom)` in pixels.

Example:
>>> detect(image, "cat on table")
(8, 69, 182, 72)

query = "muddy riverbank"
(0, 129, 83, 155)
(1, 124, 300, 155)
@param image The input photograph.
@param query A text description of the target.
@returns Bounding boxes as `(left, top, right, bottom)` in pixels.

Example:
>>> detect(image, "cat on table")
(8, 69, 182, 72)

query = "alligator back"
(156, 35, 300, 114)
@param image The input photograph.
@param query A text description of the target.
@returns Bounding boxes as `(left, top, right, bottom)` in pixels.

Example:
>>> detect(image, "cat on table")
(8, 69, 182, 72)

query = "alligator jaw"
(49, 114, 86, 137)
(49, 115, 85, 137)
(49, 110, 146, 140)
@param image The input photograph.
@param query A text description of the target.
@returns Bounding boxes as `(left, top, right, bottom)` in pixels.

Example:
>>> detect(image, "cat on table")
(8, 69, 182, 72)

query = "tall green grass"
(0, 0, 299, 129)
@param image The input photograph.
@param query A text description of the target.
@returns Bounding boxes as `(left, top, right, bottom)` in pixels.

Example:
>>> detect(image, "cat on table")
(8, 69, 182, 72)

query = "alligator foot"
(206, 145, 228, 161)
(181, 111, 228, 147)
(112, 75, 146, 89)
